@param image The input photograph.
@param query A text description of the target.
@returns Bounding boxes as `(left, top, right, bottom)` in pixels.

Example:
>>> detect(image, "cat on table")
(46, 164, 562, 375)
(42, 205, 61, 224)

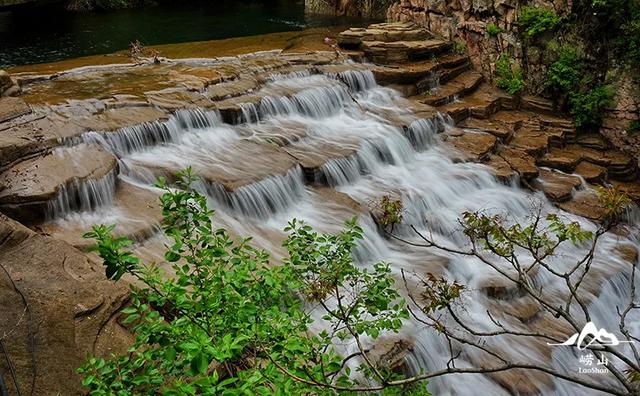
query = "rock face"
(0, 70, 21, 97)
(601, 72, 640, 164)
(386, 0, 569, 91)
(305, 0, 395, 18)
(0, 213, 129, 395)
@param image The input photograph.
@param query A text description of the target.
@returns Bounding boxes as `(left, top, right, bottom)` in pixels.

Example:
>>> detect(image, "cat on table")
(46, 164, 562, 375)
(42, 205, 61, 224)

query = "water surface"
(0, 0, 363, 67)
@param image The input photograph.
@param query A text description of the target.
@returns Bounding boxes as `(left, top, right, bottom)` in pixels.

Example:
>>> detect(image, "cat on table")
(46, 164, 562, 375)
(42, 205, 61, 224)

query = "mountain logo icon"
(547, 322, 635, 350)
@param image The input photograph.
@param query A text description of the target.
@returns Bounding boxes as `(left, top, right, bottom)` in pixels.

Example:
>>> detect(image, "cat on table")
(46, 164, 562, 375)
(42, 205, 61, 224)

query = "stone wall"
(386, 0, 570, 92)
(305, 0, 395, 18)
(601, 72, 640, 162)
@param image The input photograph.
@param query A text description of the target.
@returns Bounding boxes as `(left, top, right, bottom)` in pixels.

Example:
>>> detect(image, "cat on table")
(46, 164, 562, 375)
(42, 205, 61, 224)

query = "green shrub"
(569, 85, 614, 128)
(544, 45, 582, 94)
(78, 168, 430, 395)
(486, 23, 504, 37)
(495, 54, 526, 94)
(629, 119, 640, 133)
(618, 9, 640, 64)
(518, 6, 561, 38)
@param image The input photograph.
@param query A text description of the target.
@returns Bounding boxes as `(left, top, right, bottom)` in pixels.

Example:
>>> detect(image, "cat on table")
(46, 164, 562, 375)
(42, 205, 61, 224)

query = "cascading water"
(50, 67, 639, 395)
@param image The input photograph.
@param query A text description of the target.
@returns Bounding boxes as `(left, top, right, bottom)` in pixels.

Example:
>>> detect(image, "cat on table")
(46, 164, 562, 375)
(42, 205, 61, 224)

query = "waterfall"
(46, 169, 117, 220)
(71, 108, 221, 157)
(48, 64, 639, 395)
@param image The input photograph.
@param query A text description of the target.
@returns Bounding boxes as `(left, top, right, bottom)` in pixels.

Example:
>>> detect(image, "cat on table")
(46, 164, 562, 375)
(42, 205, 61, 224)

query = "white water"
(50, 66, 639, 395)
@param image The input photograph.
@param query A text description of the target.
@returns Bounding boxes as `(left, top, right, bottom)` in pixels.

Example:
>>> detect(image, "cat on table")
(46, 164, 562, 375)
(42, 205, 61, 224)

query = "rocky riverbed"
(0, 22, 639, 395)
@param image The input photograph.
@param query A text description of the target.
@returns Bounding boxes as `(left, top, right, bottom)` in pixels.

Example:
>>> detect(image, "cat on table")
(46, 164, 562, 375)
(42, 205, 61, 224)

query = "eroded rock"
(0, 213, 129, 395)
(0, 144, 117, 222)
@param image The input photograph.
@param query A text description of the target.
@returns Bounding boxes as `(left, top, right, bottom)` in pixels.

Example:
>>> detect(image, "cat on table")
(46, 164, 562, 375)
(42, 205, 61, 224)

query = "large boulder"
(0, 70, 21, 97)
(0, 213, 130, 395)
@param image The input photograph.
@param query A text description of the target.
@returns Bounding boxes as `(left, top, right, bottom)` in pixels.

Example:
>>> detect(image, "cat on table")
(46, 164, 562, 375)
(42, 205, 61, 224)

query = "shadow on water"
(0, 0, 365, 67)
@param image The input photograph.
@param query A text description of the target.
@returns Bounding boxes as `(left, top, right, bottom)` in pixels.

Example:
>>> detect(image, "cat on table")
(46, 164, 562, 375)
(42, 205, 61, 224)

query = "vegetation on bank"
(490, 0, 640, 131)
(495, 53, 526, 95)
(79, 168, 639, 394)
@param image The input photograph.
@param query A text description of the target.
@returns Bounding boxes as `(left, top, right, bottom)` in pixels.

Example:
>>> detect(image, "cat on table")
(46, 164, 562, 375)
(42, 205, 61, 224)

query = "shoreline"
(7, 26, 349, 74)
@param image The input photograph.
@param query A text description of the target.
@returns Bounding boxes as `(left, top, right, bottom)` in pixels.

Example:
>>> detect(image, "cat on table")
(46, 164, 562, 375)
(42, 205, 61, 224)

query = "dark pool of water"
(0, 0, 359, 67)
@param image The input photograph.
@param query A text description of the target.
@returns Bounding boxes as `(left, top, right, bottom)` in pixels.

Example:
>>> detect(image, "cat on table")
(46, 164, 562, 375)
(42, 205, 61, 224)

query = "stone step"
(532, 168, 582, 202)
(539, 144, 637, 179)
(126, 139, 298, 194)
(0, 144, 118, 223)
(520, 95, 555, 115)
(411, 71, 484, 107)
(461, 117, 514, 140)
(437, 84, 507, 123)
(0, 116, 83, 170)
(39, 179, 163, 251)
(362, 39, 452, 64)
(494, 146, 539, 180)
(284, 140, 359, 185)
(574, 161, 607, 184)
(373, 59, 439, 86)
(574, 133, 608, 150)
(509, 127, 564, 157)
(485, 154, 517, 182)
(557, 189, 607, 221)
(337, 22, 433, 49)
(448, 130, 497, 162)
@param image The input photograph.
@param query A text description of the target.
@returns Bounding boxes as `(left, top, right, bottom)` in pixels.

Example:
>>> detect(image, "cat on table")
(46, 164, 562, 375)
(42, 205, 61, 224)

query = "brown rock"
(0, 70, 21, 97)
(497, 147, 539, 180)
(557, 190, 607, 220)
(0, 144, 117, 222)
(532, 168, 582, 202)
(574, 161, 607, 184)
(41, 180, 163, 250)
(485, 154, 516, 181)
(414, 71, 484, 106)
(449, 130, 497, 161)
(0, 213, 129, 395)
(362, 39, 452, 64)
(76, 107, 168, 132)
(462, 117, 513, 140)
(0, 97, 31, 123)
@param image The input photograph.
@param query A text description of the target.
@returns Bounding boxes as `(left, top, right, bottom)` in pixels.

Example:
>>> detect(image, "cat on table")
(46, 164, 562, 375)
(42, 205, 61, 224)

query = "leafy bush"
(518, 6, 561, 38)
(629, 119, 640, 133)
(78, 168, 429, 395)
(544, 45, 581, 94)
(617, 7, 640, 64)
(495, 54, 526, 94)
(569, 85, 614, 128)
(486, 23, 504, 37)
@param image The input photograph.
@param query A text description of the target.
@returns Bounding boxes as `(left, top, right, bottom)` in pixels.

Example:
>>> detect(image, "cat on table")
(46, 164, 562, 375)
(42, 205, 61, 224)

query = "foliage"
(451, 40, 468, 55)
(376, 195, 404, 231)
(420, 274, 464, 314)
(461, 211, 593, 258)
(568, 85, 614, 128)
(495, 54, 526, 94)
(518, 6, 561, 39)
(78, 168, 429, 395)
(596, 185, 632, 221)
(544, 45, 581, 94)
(617, 7, 640, 64)
(629, 119, 640, 133)
(486, 23, 504, 37)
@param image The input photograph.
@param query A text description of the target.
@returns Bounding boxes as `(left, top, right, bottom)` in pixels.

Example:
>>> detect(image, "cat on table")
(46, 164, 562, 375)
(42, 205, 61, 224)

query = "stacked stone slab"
(337, 22, 640, 214)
